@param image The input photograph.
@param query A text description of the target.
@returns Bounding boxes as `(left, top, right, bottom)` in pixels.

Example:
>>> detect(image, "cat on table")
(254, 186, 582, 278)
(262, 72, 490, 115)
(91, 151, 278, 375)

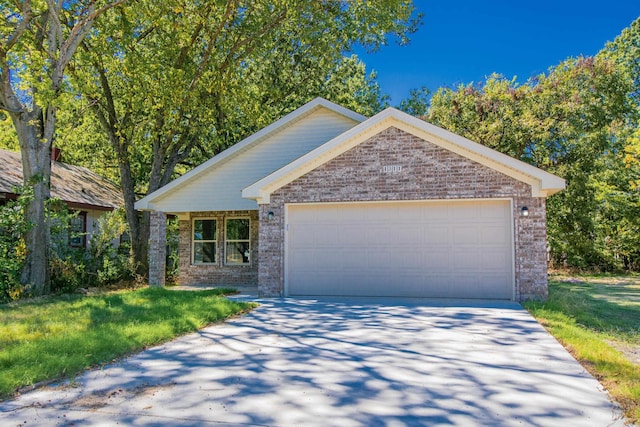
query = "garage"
(286, 200, 514, 299)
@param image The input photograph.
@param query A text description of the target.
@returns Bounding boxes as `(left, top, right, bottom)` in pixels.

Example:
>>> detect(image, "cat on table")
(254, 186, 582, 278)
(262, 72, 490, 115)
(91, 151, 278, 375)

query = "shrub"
(49, 207, 133, 292)
(0, 192, 31, 303)
(87, 208, 134, 286)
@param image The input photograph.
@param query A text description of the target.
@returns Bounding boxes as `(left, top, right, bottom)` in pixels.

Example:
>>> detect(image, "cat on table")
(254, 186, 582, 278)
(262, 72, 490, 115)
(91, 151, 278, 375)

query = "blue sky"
(355, 1, 639, 104)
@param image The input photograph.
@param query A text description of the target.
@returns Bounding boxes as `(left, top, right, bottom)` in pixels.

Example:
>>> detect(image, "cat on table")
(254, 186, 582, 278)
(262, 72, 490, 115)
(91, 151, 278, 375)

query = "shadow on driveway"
(0, 298, 625, 426)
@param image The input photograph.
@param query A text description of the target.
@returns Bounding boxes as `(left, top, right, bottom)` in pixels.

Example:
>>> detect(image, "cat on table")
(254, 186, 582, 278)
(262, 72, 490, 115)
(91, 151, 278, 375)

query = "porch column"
(148, 210, 167, 287)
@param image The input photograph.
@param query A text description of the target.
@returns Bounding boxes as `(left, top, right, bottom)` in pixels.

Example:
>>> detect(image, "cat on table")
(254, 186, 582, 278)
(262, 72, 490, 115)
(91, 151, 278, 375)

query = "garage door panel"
(425, 227, 450, 245)
(395, 250, 423, 270)
(289, 249, 317, 270)
(481, 226, 510, 245)
(342, 251, 369, 270)
(453, 250, 485, 270)
(423, 204, 449, 220)
(422, 250, 451, 269)
(290, 225, 337, 247)
(376, 226, 397, 242)
(453, 227, 479, 245)
(340, 225, 367, 244)
(481, 250, 510, 270)
(287, 200, 513, 299)
(395, 225, 423, 244)
(365, 249, 388, 268)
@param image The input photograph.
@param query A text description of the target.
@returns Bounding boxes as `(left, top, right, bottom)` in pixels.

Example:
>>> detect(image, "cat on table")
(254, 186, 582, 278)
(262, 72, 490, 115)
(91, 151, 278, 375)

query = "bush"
(0, 192, 31, 303)
(49, 207, 133, 292)
(0, 192, 134, 302)
(87, 208, 134, 286)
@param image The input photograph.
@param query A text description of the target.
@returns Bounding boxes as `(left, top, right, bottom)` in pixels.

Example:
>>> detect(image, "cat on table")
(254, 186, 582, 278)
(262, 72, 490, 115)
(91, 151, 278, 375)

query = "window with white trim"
(225, 218, 250, 265)
(192, 218, 217, 264)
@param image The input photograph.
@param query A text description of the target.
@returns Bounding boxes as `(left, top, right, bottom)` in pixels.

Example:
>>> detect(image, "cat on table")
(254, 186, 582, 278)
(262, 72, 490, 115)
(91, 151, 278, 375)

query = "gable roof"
(242, 107, 566, 203)
(0, 149, 123, 210)
(135, 98, 366, 213)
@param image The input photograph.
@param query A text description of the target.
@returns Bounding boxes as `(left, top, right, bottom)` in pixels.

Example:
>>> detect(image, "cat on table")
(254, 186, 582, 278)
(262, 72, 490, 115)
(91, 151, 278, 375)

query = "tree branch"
(1, 0, 33, 54)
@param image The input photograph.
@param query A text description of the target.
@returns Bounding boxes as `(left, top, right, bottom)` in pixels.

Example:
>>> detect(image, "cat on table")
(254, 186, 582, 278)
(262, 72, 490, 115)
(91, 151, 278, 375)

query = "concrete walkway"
(0, 297, 626, 426)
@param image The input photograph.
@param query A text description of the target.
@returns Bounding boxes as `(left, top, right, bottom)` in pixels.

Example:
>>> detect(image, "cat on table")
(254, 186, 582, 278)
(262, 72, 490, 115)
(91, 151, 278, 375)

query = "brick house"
(136, 98, 565, 301)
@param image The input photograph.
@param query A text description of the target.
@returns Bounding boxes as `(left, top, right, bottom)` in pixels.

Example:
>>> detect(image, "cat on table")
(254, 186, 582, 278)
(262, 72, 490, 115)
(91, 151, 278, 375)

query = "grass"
(524, 273, 640, 424)
(0, 287, 255, 400)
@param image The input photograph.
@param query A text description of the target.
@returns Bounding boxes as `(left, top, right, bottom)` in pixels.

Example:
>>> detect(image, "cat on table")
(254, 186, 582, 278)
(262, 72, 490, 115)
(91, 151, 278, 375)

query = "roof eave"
(242, 108, 567, 203)
(136, 98, 367, 210)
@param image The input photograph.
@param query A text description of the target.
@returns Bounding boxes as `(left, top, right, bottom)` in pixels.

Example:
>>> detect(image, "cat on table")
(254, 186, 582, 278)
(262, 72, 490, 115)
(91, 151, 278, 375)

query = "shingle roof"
(0, 149, 122, 210)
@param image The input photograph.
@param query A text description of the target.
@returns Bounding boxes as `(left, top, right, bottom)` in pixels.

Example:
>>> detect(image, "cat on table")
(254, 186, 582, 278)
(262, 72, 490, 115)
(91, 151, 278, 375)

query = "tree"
(398, 86, 430, 117)
(427, 57, 633, 269)
(70, 0, 419, 275)
(0, 0, 124, 294)
(598, 17, 640, 268)
(428, 75, 535, 160)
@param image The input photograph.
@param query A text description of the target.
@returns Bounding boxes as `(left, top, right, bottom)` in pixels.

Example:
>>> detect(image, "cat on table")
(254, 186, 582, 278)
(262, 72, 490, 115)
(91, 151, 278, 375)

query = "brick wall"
(178, 210, 259, 286)
(149, 210, 166, 287)
(259, 126, 548, 301)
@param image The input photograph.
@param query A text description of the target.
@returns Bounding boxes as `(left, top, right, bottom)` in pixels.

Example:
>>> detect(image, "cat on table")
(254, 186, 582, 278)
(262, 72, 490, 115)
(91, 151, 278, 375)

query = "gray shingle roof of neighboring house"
(0, 149, 123, 210)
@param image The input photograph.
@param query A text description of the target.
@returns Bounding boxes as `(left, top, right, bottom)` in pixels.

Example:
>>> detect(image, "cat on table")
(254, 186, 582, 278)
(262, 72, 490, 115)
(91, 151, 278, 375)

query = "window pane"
(226, 242, 250, 264)
(226, 219, 249, 240)
(70, 216, 84, 233)
(194, 242, 216, 263)
(69, 215, 85, 247)
(194, 219, 216, 241)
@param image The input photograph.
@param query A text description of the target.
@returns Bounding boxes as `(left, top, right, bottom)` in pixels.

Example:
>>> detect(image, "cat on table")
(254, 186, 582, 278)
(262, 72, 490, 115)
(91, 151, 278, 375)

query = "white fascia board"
(135, 97, 366, 211)
(242, 111, 394, 203)
(242, 107, 565, 203)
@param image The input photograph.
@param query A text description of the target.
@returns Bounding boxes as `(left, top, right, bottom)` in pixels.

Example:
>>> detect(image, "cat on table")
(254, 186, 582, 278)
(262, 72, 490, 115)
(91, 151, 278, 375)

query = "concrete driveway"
(0, 297, 625, 426)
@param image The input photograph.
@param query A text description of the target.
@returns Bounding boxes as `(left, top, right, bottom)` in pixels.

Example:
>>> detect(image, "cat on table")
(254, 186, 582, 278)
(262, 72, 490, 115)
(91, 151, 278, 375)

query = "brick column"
(148, 210, 166, 287)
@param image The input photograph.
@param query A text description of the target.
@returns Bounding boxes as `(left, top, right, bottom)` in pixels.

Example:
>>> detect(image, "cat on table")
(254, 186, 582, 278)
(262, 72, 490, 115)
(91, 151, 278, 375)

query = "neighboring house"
(0, 148, 123, 248)
(136, 98, 565, 301)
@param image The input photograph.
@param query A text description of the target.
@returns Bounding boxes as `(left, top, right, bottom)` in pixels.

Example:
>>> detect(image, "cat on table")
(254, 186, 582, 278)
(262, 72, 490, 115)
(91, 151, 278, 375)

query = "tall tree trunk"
(115, 146, 149, 276)
(11, 109, 53, 295)
(0, 0, 126, 293)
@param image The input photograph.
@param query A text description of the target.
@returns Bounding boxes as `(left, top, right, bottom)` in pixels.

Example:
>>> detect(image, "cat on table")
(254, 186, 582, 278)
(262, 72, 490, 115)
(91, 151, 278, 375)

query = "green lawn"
(524, 274, 640, 424)
(0, 287, 254, 399)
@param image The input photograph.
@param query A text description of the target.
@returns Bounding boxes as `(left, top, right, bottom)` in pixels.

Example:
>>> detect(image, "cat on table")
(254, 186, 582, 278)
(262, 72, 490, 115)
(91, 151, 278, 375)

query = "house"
(135, 98, 565, 301)
(0, 148, 123, 248)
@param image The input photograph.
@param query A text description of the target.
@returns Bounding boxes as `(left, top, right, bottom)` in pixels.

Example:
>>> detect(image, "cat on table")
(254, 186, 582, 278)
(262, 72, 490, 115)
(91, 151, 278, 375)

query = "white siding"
(150, 109, 359, 213)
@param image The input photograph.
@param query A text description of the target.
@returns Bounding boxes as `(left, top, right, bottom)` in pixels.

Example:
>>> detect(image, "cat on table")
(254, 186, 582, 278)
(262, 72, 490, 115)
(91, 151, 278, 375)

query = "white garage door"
(286, 200, 514, 299)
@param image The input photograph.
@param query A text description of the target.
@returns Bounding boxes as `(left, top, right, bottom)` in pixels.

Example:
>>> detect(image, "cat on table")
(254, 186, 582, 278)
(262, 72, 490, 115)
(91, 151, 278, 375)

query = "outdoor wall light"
(521, 206, 529, 217)
(267, 211, 275, 221)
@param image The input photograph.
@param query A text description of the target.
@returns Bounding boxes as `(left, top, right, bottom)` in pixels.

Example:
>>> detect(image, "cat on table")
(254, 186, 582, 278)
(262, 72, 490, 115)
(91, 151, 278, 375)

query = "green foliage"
(87, 209, 133, 286)
(428, 75, 535, 159)
(0, 287, 254, 399)
(0, 115, 19, 151)
(398, 86, 431, 117)
(48, 208, 133, 293)
(0, 191, 32, 303)
(427, 55, 636, 270)
(64, 0, 419, 273)
(602, 17, 640, 101)
(71, 0, 416, 184)
(0, 190, 133, 301)
(1, 0, 126, 295)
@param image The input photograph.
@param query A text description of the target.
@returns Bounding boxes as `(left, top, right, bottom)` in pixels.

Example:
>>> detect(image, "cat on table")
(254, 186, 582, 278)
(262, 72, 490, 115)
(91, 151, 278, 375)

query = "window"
(225, 218, 250, 265)
(192, 219, 217, 264)
(69, 211, 87, 248)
